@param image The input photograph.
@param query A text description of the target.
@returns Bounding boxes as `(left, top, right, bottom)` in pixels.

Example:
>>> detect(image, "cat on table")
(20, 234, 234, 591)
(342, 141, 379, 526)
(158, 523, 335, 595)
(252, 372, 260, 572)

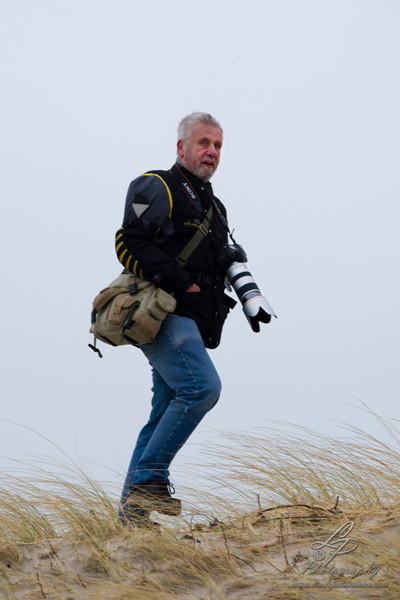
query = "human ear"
(177, 139, 185, 159)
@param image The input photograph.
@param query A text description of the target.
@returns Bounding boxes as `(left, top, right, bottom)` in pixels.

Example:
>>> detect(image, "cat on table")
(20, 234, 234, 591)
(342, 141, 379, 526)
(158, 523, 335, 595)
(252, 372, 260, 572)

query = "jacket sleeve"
(115, 173, 194, 292)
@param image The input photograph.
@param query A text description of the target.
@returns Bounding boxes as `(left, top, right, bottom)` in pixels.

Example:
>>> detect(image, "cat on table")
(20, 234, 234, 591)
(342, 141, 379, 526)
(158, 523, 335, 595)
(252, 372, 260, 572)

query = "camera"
(217, 242, 247, 270)
(226, 260, 276, 332)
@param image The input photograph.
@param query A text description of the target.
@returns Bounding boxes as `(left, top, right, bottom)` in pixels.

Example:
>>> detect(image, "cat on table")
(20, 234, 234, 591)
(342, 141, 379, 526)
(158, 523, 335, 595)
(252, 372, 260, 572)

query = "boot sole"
(126, 495, 182, 516)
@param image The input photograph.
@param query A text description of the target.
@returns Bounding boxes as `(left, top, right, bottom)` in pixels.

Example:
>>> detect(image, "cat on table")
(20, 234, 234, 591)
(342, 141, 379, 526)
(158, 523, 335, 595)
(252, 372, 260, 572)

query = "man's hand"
(185, 283, 201, 293)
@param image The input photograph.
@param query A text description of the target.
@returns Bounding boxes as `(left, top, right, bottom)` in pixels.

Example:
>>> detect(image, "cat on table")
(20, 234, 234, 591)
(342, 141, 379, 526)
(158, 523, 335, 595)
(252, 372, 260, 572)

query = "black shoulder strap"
(144, 168, 214, 268)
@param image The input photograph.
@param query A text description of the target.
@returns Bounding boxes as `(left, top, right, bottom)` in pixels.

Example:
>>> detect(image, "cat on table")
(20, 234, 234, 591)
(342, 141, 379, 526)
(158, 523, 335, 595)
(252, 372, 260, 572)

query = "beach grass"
(0, 410, 399, 599)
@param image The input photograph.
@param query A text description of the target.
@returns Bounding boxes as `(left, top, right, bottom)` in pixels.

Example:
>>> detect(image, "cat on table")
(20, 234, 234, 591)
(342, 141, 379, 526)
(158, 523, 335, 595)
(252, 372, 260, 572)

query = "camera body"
(217, 242, 247, 270)
(226, 260, 276, 332)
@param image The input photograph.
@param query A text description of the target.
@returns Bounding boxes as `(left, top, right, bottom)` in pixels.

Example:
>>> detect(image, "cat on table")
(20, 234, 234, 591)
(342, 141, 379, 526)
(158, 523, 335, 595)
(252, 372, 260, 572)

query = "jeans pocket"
(139, 336, 158, 358)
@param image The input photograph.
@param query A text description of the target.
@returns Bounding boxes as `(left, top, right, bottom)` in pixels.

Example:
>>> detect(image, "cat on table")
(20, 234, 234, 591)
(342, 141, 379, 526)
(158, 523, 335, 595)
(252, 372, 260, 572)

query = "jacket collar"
(173, 162, 213, 194)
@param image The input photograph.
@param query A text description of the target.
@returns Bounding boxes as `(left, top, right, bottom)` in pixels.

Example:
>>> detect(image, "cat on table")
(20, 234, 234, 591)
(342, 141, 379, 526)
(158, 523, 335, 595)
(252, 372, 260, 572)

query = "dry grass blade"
(0, 412, 399, 598)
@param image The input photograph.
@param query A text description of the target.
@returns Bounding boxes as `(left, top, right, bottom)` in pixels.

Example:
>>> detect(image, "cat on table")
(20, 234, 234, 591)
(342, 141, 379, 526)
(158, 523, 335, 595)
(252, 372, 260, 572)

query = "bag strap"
(175, 203, 213, 267)
(89, 197, 213, 359)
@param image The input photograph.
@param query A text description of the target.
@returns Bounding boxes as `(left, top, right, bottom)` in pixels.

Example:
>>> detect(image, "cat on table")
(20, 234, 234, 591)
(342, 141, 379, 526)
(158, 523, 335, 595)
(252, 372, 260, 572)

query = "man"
(116, 112, 237, 526)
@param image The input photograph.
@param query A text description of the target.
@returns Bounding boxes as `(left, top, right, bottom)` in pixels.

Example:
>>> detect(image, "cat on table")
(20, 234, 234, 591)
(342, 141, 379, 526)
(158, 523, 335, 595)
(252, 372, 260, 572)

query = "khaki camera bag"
(89, 273, 176, 357)
(89, 202, 213, 357)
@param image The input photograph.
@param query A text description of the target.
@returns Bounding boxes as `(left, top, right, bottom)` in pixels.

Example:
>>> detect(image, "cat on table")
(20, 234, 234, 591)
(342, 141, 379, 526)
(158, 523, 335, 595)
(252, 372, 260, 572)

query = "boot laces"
(166, 482, 176, 496)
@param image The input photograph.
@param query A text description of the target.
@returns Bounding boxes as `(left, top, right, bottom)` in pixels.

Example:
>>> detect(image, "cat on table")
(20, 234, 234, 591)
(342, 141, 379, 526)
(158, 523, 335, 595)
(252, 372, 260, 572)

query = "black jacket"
(115, 163, 235, 348)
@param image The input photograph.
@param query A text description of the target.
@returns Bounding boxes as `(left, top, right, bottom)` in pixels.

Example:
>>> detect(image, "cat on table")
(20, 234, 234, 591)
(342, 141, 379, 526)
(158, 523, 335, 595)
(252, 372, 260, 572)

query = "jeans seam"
(153, 321, 199, 464)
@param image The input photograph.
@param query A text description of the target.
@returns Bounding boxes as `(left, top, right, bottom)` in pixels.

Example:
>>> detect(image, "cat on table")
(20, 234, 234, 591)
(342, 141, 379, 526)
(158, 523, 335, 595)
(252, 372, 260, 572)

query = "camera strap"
(171, 162, 220, 266)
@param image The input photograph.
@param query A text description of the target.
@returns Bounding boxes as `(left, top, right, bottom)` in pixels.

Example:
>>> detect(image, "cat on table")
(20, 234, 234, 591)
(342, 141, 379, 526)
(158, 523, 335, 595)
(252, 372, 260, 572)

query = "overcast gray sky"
(1, 1, 399, 491)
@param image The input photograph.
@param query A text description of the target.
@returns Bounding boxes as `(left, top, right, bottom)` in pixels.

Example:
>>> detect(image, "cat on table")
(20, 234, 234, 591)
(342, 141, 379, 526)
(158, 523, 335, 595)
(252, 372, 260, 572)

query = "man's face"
(177, 122, 223, 182)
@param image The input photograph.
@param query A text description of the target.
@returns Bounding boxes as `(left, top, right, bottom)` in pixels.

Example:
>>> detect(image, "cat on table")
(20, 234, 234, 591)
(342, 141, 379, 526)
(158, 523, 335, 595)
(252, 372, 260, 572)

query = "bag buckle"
(199, 223, 209, 235)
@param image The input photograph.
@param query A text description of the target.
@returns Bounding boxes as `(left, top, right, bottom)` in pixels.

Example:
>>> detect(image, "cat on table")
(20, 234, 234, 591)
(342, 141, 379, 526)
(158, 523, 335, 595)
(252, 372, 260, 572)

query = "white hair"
(177, 112, 223, 142)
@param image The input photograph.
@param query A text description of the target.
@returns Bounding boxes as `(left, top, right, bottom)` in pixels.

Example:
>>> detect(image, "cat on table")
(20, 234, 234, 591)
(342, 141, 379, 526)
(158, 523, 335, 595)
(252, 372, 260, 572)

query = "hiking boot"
(120, 510, 161, 530)
(125, 480, 182, 516)
(119, 499, 162, 529)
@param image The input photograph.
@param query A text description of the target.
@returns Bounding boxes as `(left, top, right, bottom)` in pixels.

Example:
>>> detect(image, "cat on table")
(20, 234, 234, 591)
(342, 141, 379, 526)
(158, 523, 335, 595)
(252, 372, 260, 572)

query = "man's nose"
(207, 145, 219, 157)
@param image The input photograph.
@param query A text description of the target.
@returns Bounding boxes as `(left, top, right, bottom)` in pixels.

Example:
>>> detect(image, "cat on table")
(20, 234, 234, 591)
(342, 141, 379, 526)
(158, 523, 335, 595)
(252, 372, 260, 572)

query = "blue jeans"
(120, 315, 221, 504)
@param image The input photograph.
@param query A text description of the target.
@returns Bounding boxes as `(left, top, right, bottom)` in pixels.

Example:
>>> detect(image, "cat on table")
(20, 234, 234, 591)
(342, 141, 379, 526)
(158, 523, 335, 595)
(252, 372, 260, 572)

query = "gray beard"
(193, 163, 216, 182)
